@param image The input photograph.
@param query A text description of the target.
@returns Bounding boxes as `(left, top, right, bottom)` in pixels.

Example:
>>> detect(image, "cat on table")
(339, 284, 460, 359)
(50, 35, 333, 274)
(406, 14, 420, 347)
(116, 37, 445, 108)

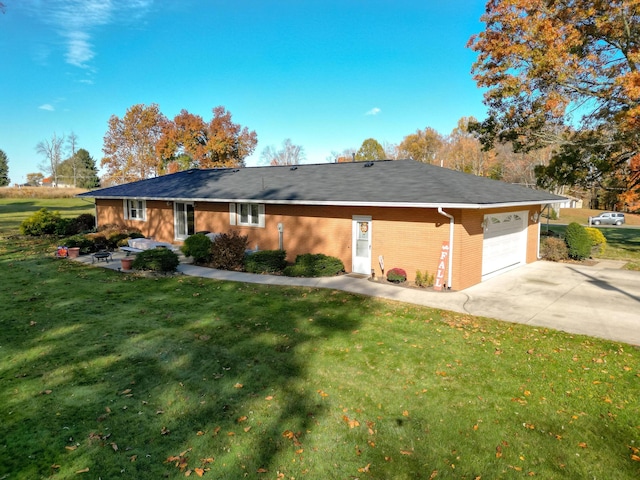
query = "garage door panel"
(482, 212, 526, 279)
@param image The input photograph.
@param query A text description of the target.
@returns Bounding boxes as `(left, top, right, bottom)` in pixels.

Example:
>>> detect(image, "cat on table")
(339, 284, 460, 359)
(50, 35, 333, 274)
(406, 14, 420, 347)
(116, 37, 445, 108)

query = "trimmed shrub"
(564, 222, 591, 260)
(132, 248, 180, 273)
(20, 208, 64, 236)
(585, 227, 607, 256)
(283, 253, 345, 277)
(244, 250, 287, 274)
(387, 267, 407, 283)
(541, 237, 568, 262)
(210, 231, 249, 270)
(182, 233, 213, 264)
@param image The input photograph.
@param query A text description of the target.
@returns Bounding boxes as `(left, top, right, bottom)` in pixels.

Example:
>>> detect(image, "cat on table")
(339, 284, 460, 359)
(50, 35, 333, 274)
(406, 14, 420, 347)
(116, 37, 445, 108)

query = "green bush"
(244, 250, 287, 274)
(585, 227, 607, 256)
(283, 253, 345, 277)
(564, 222, 591, 260)
(20, 208, 64, 236)
(64, 234, 95, 254)
(182, 233, 213, 264)
(415, 269, 434, 287)
(541, 237, 569, 262)
(210, 231, 249, 270)
(68, 213, 95, 234)
(387, 267, 407, 283)
(132, 249, 180, 273)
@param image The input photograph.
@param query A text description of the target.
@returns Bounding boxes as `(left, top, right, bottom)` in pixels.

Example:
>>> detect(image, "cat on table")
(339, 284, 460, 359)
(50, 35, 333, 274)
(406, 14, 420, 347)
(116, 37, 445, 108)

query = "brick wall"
(94, 199, 545, 290)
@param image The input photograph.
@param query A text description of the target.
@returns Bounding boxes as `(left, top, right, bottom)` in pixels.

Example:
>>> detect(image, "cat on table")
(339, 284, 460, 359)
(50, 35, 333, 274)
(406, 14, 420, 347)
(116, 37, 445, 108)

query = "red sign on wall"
(434, 241, 449, 291)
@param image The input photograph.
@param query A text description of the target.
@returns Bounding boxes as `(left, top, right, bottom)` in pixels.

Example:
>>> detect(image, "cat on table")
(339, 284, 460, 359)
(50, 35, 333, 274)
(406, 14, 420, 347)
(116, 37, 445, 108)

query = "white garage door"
(482, 211, 527, 280)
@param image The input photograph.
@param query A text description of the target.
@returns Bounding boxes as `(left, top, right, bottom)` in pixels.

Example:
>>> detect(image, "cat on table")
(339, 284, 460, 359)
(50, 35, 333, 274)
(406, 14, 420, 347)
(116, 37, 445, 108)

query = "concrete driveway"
(459, 260, 640, 346)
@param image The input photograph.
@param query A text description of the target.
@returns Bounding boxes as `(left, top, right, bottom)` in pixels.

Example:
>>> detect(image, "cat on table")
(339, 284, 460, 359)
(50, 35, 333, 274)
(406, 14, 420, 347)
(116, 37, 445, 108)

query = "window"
(124, 199, 146, 221)
(229, 203, 264, 227)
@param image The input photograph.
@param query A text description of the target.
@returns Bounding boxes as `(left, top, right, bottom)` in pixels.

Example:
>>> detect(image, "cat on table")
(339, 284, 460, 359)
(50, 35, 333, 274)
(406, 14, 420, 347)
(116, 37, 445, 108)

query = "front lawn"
(1, 235, 639, 479)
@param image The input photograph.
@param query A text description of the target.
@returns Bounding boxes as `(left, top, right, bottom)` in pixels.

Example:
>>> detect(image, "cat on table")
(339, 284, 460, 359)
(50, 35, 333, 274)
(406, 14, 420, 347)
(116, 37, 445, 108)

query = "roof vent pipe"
(437, 207, 454, 290)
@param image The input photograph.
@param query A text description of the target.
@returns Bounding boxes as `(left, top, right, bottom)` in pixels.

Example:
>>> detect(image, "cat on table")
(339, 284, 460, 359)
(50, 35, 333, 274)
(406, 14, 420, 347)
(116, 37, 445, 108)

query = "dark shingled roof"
(79, 159, 565, 208)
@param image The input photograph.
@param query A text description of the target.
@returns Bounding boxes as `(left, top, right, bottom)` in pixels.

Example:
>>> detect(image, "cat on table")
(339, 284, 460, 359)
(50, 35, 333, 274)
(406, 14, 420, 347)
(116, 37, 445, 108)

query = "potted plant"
(121, 257, 134, 271)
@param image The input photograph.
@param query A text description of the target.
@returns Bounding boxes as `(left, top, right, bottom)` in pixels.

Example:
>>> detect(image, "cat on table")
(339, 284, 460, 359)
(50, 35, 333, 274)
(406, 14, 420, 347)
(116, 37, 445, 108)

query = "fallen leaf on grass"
(161, 426, 170, 435)
(234, 383, 243, 389)
(317, 390, 329, 398)
(65, 445, 78, 451)
(342, 415, 360, 428)
(631, 454, 640, 462)
(40, 389, 53, 395)
(257, 467, 268, 473)
(237, 416, 248, 423)
(578, 442, 588, 448)
(75, 467, 89, 474)
(265, 395, 274, 401)
(357, 463, 371, 473)
(111, 443, 118, 452)
(400, 450, 413, 456)
(194, 467, 204, 477)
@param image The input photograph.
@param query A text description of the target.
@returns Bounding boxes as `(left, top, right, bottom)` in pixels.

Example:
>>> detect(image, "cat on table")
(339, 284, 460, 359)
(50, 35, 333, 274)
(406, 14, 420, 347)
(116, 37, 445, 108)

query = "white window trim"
(230, 202, 265, 227)
(123, 199, 147, 221)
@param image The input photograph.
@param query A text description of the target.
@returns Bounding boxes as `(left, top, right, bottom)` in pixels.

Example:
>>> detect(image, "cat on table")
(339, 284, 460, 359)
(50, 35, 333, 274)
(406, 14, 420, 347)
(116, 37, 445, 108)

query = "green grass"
(1, 232, 639, 477)
(0, 198, 95, 237)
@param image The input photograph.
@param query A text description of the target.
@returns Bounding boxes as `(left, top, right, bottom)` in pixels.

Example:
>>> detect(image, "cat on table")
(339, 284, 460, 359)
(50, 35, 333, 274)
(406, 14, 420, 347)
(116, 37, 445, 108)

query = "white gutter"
(437, 207, 454, 290)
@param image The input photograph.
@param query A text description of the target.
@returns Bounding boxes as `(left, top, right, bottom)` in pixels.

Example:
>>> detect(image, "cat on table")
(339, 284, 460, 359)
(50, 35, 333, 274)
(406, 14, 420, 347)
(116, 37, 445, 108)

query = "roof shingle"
(79, 159, 565, 208)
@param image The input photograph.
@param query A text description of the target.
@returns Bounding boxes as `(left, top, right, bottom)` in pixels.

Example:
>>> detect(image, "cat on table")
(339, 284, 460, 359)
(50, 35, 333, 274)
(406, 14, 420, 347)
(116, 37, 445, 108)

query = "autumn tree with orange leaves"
(158, 106, 257, 171)
(397, 127, 443, 164)
(469, 0, 640, 207)
(102, 104, 166, 184)
(102, 105, 258, 183)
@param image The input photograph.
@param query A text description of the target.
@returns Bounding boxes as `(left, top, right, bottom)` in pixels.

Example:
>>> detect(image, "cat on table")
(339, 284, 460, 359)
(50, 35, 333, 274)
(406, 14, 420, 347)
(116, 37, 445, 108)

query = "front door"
(175, 202, 195, 240)
(352, 216, 372, 274)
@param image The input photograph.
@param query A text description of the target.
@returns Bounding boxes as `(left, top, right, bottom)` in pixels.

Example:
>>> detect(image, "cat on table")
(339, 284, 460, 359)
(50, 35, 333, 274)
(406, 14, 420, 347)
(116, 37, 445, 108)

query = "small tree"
(355, 138, 386, 161)
(36, 133, 65, 186)
(261, 138, 305, 166)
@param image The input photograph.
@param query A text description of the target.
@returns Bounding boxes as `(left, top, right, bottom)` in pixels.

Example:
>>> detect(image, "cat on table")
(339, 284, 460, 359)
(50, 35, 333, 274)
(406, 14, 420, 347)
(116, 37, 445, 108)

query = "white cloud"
(39, 104, 55, 111)
(365, 107, 381, 116)
(24, 0, 153, 69)
(64, 31, 95, 68)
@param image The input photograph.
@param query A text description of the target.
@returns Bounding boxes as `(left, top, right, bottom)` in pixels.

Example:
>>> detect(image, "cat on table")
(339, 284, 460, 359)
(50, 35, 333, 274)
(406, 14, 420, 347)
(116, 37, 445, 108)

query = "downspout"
(437, 207, 454, 290)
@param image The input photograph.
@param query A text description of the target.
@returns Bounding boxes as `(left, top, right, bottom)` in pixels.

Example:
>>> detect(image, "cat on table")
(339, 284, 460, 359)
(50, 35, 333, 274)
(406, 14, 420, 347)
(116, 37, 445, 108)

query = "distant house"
(41, 177, 74, 188)
(78, 160, 565, 290)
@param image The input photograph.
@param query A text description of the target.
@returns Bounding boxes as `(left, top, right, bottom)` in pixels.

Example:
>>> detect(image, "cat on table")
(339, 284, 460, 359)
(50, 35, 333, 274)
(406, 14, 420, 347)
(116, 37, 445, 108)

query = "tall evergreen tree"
(0, 149, 9, 186)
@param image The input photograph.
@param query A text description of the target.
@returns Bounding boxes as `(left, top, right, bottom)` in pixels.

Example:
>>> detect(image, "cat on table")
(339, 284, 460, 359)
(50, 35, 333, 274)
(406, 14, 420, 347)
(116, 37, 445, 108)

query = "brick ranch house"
(78, 159, 565, 290)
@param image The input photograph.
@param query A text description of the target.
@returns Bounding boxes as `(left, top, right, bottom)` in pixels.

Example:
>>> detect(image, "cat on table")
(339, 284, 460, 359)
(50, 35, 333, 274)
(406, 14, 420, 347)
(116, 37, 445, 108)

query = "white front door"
(174, 202, 195, 240)
(352, 216, 372, 275)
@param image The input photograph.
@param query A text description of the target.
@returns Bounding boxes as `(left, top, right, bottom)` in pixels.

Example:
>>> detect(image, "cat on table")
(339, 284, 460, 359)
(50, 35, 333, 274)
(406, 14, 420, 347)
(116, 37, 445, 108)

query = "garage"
(482, 211, 527, 280)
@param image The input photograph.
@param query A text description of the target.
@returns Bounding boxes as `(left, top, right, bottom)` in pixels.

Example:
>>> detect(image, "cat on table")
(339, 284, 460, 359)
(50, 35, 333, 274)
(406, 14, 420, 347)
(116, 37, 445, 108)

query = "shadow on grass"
(0, 254, 366, 478)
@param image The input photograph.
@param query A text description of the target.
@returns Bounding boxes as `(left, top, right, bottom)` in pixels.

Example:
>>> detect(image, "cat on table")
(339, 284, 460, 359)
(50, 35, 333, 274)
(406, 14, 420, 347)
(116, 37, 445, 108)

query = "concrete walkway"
(74, 252, 640, 346)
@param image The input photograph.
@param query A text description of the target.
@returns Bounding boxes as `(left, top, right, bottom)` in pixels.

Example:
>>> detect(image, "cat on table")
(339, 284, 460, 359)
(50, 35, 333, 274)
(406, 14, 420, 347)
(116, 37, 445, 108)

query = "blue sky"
(0, 0, 488, 184)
